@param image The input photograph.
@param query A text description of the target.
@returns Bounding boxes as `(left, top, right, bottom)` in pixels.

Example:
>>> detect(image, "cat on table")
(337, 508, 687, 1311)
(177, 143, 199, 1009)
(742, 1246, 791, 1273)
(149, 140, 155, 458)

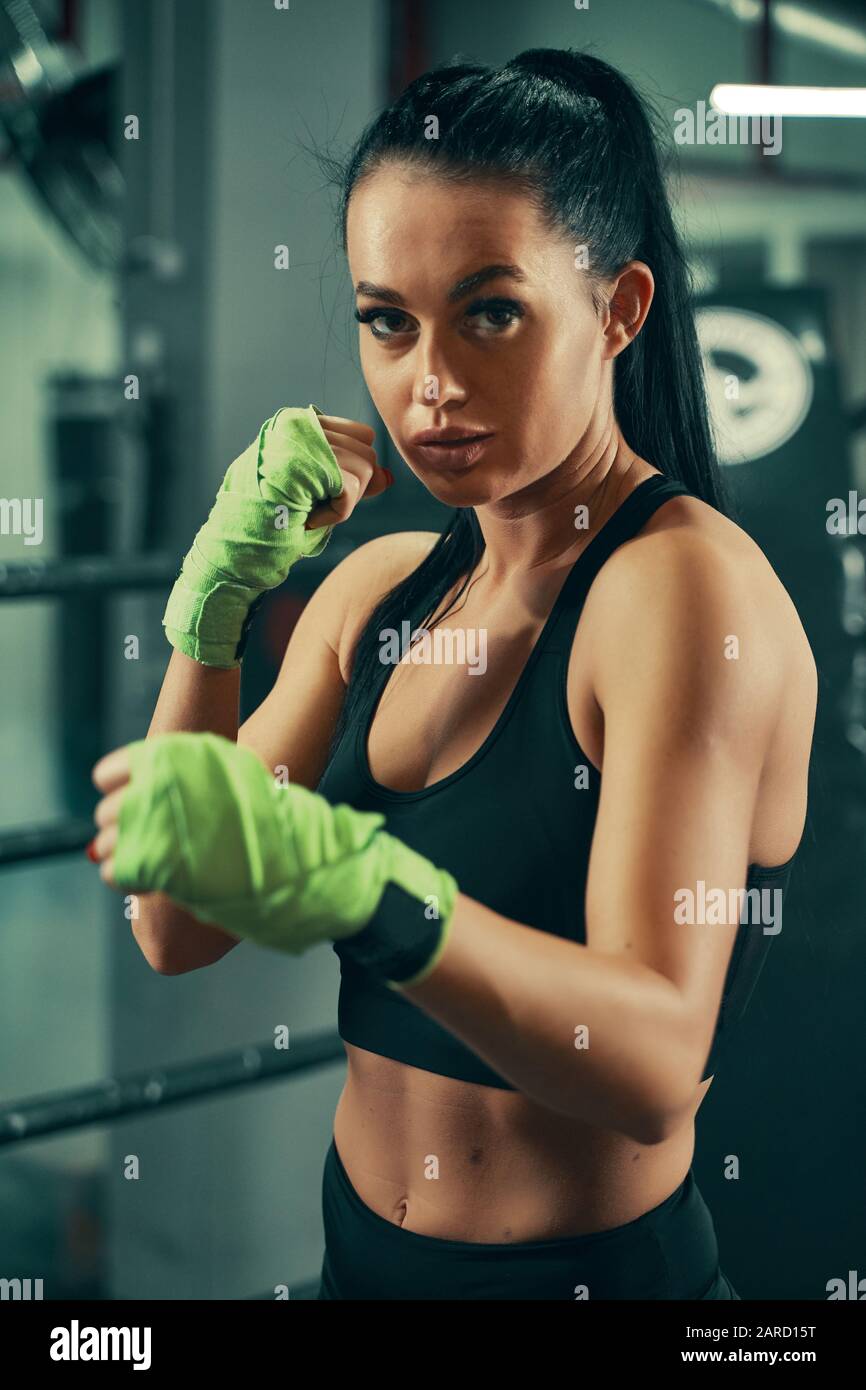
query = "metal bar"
(0, 1032, 346, 1146)
(0, 554, 177, 599)
(0, 818, 94, 866)
(0, 541, 356, 600)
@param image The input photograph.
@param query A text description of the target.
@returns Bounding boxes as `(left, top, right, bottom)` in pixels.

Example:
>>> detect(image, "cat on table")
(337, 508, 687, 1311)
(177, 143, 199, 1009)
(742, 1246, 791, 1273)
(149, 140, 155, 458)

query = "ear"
(600, 261, 655, 360)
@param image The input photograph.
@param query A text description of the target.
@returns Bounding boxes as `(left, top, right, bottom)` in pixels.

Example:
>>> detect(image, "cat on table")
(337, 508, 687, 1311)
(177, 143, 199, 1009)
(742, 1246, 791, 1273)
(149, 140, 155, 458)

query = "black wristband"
(234, 591, 267, 663)
(333, 880, 445, 985)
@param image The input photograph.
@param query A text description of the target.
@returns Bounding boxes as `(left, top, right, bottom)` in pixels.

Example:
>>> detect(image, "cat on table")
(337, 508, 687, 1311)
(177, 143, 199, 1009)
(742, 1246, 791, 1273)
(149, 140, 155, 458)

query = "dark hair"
(317, 47, 734, 767)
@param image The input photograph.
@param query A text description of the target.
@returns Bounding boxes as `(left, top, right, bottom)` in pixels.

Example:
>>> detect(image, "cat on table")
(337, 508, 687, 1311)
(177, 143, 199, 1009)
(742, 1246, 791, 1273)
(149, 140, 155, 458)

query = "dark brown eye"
(353, 308, 408, 340)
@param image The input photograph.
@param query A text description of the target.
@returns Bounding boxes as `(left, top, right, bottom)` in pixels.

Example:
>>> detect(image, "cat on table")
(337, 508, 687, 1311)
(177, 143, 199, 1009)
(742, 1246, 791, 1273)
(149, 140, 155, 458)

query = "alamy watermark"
(379, 622, 487, 674)
(674, 101, 782, 157)
(49, 1320, 151, 1369)
(827, 492, 866, 535)
(1, 1276, 43, 1299)
(674, 880, 783, 935)
(0, 497, 43, 545)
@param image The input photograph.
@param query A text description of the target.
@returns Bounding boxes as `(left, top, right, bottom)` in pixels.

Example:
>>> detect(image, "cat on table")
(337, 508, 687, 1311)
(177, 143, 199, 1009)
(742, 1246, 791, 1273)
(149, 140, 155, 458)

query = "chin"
(422, 475, 496, 507)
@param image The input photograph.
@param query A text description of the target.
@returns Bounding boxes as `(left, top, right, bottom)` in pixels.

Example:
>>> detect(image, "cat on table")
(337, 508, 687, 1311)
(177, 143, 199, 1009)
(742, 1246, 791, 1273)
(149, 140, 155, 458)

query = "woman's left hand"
(85, 731, 393, 954)
(89, 745, 135, 889)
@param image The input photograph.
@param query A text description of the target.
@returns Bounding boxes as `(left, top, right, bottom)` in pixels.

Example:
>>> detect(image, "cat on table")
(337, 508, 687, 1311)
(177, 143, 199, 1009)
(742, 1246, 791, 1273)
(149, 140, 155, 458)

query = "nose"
(410, 329, 468, 410)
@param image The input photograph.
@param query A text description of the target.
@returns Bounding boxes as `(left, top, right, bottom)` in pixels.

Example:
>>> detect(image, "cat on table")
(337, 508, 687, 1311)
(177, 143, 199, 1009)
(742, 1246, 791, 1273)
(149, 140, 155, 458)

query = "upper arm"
(585, 532, 783, 1109)
(237, 531, 439, 789)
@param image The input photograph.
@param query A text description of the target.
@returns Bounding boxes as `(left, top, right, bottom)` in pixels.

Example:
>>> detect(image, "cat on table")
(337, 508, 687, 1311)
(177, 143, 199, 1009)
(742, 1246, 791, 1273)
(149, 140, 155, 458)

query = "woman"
(89, 48, 817, 1299)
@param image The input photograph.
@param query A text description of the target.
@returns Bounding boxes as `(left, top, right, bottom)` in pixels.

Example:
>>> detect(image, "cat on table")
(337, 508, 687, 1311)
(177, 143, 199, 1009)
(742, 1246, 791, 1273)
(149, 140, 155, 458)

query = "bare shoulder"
(599, 491, 813, 649)
(327, 530, 441, 683)
(588, 489, 817, 724)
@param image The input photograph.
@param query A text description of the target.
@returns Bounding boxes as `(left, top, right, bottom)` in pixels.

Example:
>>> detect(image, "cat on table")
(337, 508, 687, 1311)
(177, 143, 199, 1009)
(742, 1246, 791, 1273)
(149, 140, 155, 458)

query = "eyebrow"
(354, 263, 528, 308)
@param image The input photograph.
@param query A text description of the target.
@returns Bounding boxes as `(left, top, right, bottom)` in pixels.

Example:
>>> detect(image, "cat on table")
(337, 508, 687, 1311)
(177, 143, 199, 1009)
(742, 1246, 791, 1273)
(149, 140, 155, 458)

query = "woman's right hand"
(162, 404, 392, 669)
(304, 413, 392, 533)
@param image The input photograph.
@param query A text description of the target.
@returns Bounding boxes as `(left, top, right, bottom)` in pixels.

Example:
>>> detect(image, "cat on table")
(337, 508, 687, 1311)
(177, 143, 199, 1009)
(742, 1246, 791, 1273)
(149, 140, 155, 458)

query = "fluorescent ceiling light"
(775, 3, 866, 58)
(700, 0, 866, 60)
(711, 83, 866, 116)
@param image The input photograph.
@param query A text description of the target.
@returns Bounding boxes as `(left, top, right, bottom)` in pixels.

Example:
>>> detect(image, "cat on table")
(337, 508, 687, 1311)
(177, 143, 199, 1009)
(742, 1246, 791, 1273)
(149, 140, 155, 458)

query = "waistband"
(320, 1136, 722, 1299)
(328, 1134, 692, 1253)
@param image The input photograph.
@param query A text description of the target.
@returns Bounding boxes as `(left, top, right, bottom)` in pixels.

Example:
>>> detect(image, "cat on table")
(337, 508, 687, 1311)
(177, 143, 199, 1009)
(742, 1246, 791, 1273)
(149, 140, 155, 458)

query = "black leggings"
(316, 1137, 741, 1300)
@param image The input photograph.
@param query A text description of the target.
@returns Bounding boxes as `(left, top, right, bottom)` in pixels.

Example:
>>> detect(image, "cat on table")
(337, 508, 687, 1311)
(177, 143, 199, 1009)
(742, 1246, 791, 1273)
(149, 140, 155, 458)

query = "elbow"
(637, 1106, 685, 1147)
(130, 912, 189, 975)
(629, 1096, 686, 1147)
(639, 1061, 707, 1146)
(130, 897, 240, 975)
(144, 951, 190, 976)
(134, 935, 232, 976)
(635, 1005, 714, 1145)
(573, 1087, 685, 1148)
(623, 1097, 675, 1147)
(132, 934, 192, 975)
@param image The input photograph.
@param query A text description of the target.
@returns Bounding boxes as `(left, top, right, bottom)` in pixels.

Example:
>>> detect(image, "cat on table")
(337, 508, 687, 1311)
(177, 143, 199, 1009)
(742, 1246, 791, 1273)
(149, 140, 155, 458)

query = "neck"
(473, 416, 648, 585)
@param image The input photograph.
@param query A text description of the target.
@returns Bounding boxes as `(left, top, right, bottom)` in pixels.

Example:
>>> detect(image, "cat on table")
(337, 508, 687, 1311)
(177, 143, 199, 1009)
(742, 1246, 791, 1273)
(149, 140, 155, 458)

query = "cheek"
(520, 334, 593, 413)
(510, 310, 598, 389)
(358, 336, 395, 390)
(357, 340, 389, 405)
(515, 348, 600, 463)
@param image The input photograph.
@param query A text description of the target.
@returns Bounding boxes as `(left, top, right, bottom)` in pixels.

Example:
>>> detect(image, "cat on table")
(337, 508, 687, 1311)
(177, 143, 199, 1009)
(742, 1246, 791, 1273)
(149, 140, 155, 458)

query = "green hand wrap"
(113, 732, 459, 988)
(162, 404, 344, 669)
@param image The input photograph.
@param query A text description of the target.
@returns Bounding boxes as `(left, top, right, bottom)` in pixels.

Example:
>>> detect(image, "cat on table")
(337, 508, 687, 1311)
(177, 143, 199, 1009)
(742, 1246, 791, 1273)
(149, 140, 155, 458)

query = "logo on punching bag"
(695, 306, 815, 465)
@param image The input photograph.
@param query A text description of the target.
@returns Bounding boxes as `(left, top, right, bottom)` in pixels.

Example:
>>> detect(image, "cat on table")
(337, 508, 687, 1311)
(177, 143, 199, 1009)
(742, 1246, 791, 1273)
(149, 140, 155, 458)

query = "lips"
(409, 429, 493, 445)
(409, 434, 495, 470)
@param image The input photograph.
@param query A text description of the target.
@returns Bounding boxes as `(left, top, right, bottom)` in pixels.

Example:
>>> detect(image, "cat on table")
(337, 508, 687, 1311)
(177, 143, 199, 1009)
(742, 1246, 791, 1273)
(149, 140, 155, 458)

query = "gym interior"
(1, 0, 864, 1304)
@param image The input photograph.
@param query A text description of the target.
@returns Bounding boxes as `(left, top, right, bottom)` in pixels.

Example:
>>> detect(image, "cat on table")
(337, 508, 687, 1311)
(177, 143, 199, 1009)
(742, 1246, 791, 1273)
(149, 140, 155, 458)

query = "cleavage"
(365, 609, 543, 793)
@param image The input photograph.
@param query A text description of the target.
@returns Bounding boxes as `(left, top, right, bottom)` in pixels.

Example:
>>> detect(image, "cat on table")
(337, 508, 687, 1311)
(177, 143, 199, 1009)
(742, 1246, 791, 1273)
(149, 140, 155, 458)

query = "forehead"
(346, 163, 553, 278)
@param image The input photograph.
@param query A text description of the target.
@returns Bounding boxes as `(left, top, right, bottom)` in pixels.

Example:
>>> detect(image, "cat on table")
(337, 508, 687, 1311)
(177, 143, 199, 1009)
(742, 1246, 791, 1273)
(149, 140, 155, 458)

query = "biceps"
(584, 727, 763, 1029)
(237, 602, 347, 791)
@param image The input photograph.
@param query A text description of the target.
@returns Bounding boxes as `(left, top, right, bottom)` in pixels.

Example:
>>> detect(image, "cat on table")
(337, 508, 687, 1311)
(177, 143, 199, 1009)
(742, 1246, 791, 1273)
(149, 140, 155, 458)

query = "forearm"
(396, 892, 699, 1144)
(147, 647, 240, 740)
(135, 650, 242, 970)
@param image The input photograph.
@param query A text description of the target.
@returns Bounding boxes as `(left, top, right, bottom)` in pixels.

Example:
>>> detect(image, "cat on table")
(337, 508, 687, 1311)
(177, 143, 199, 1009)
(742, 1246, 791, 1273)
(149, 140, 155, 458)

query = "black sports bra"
(317, 474, 798, 1088)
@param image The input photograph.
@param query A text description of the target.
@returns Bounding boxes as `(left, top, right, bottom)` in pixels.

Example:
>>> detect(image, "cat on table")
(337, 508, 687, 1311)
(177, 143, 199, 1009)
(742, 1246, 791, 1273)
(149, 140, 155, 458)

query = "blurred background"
(0, 0, 864, 1301)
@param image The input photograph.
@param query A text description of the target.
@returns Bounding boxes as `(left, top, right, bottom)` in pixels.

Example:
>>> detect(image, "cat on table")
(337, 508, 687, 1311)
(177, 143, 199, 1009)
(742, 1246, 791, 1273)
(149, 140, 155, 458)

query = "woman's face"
(346, 162, 647, 509)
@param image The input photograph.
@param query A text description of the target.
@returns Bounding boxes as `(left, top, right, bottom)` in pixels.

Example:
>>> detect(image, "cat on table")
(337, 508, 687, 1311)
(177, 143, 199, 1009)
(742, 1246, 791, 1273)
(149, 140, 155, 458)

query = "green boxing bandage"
(113, 732, 458, 988)
(163, 404, 344, 669)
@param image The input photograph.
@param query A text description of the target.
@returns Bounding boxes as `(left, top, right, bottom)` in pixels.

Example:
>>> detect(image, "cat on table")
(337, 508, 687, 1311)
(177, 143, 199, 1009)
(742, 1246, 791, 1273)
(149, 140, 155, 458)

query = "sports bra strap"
(543, 473, 693, 652)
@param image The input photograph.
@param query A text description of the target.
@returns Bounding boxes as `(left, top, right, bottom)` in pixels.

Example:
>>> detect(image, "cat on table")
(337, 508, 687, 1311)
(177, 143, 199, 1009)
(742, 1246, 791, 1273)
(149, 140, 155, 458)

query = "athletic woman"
(88, 49, 817, 1299)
